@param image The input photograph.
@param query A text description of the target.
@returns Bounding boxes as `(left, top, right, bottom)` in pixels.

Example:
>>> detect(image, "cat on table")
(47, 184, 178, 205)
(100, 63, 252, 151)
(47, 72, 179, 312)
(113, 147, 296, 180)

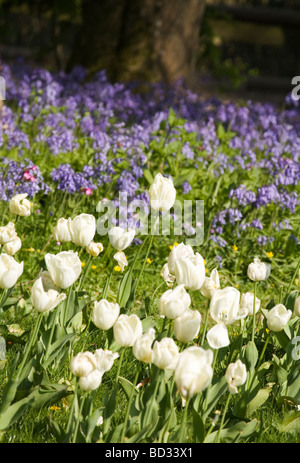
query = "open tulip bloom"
(0, 253, 24, 289)
(31, 274, 67, 313)
(108, 226, 135, 251)
(210, 286, 247, 325)
(45, 250, 82, 289)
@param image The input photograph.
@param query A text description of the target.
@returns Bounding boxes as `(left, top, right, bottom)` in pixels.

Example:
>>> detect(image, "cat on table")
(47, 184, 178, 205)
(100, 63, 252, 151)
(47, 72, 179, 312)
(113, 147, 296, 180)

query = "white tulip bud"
(45, 250, 82, 289)
(173, 308, 201, 343)
(266, 304, 292, 332)
(70, 351, 97, 377)
(113, 314, 143, 347)
(9, 193, 32, 217)
(53, 217, 72, 243)
(108, 226, 135, 251)
(174, 252, 206, 291)
(0, 253, 24, 289)
(94, 349, 119, 374)
(158, 284, 191, 319)
(152, 337, 179, 370)
(68, 213, 96, 247)
(0, 222, 17, 244)
(92, 299, 120, 330)
(225, 359, 247, 394)
(240, 292, 260, 316)
(210, 287, 247, 325)
(206, 323, 230, 349)
(132, 327, 156, 364)
(200, 268, 220, 299)
(3, 235, 21, 255)
(167, 242, 194, 275)
(247, 258, 271, 282)
(31, 275, 66, 313)
(86, 241, 104, 257)
(149, 173, 176, 212)
(174, 346, 214, 399)
(113, 251, 128, 272)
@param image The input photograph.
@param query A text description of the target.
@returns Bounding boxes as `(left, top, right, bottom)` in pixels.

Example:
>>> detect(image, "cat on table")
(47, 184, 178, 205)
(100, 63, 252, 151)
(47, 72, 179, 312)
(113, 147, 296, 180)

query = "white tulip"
(108, 226, 135, 251)
(70, 351, 98, 377)
(0, 222, 17, 244)
(86, 241, 104, 257)
(68, 213, 96, 247)
(247, 257, 271, 282)
(0, 253, 23, 289)
(45, 250, 82, 289)
(174, 346, 214, 399)
(294, 296, 300, 318)
(149, 173, 176, 212)
(132, 327, 156, 364)
(158, 284, 191, 319)
(210, 286, 247, 325)
(225, 359, 247, 394)
(113, 314, 143, 347)
(92, 299, 120, 330)
(200, 268, 220, 299)
(167, 242, 194, 275)
(94, 349, 119, 374)
(31, 275, 66, 313)
(52, 217, 71, 243)
(240, 292, 260, 316)
(160, 263, 175, 287)
(173, 308, 201, 343)
(9, 193, 32, 217)
(79, 369, 103, 391)
(206, 323, 230, 349)
(152, 337, 179, 370)
(266, 304, 292, 332)
(174, 252, 206, 291)
(3, 235, 21, 255)
(113, 251, 128, 272)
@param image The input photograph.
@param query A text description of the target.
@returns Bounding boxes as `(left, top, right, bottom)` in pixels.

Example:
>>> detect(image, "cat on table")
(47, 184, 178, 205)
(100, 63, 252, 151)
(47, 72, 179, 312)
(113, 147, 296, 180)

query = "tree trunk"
(69, 0, 206, 86)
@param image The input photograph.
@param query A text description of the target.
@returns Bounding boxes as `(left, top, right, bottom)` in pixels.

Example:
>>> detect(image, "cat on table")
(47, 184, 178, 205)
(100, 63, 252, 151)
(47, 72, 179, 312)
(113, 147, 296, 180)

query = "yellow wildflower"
(232, 245, 238, 252)
(114, 265, 121, 272)
(81, 261, 85, 267)
(91, 265, 97, 270)
(266, 251, 274, 258)
(147, 258, 152, 264)
(49, 405, 60, 411)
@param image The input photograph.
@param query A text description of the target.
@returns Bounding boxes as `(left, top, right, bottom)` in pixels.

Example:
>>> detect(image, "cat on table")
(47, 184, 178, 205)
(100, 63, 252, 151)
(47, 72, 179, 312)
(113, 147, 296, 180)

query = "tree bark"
(69, 0, 206, 86)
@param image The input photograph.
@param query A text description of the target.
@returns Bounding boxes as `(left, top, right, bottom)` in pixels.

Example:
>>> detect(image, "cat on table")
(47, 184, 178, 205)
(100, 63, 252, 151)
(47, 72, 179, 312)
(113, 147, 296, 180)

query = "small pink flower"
(30, 175, 35, 182)
(36, 209, 41, 214)
(24, 171, 31, 180)
(32, 165, 37, 171)
(83, 188, 93, 196)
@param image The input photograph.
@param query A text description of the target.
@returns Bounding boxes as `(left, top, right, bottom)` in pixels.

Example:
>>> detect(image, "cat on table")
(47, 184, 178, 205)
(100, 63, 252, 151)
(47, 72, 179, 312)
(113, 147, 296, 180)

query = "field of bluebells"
(0, 60, 299, 444)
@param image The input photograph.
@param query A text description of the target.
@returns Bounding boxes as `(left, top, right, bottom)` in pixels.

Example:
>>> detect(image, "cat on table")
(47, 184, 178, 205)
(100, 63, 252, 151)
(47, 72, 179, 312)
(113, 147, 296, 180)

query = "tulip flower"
(200, 268, 220, 299)
(68, 213, 96, 247)
(240, 292, 260, 316)
(160, 263, 175, 287)
(173, 308, 201, 343)
(113, 251, 128, 272)
(45, 250, 82, 289)
(247, 257, 271, 282)
(266, 304, 292, 332)
(206, 323, 230, 349)
(0, 222, 17, 245)
(152, 337, 179, 370)
(0, 253, 24, 289)
(94, 349, 119, 374)
(53, 217, 72, 243)
(132, 327, 156, 364)
(86, 241, 104, 257)
(225, 359, 247, 394)
(174, 346, 214, 399)
(92, 299, 120, 331)
(79, 369, 103, 391)
(70, 351, 98, 378)
(108, 226, 135, 251)
(3, 235, 21, 256)
(174, 252, 206, 291)
(148, 173, 176, 212)
(158, 284, 191, 319)
(113, 314, 143, 347)
(9, 193, 32, 217)
(210, 286, 247, 325)
(167, 242, 194, 275)
(31, 275, 66, 313)
(294, 296, 300, 318)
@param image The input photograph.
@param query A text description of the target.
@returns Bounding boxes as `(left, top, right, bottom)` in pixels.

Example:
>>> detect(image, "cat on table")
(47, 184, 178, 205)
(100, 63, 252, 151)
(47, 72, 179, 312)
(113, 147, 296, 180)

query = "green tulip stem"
(216, 392, 231, 443)
(203, 349, 218, 415)
(120, 364, 140, 442)
(77, 254, 93, 292)
(66, 378, 79, 435)
(285, 257, 300, 298)
(115, 348, 125, 384)
(134, 234, 154, 298)
(251, 282, 258, 342)
(178, 397, 191, 443)
(17, 312, 44, 380)
(201, 306, 210, 346)
(257, 332, 271, 370)
(72, 391, 86, 443)
(44, 305, 60, 359)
